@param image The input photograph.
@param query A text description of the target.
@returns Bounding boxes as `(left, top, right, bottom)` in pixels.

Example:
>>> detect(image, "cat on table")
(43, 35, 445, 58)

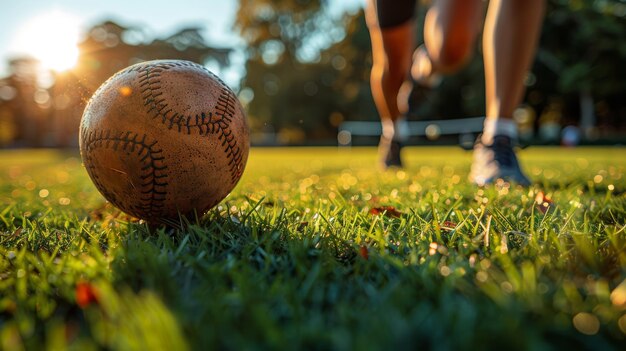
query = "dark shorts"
(375, 0, 418, 28)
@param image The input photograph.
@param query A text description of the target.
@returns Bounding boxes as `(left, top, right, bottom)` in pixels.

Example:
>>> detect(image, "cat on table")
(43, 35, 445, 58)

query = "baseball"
(79, 60, 249, 223)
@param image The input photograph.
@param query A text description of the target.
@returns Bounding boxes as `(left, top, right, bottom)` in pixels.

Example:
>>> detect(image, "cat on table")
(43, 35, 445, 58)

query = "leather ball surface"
(79, 60, 249, 223)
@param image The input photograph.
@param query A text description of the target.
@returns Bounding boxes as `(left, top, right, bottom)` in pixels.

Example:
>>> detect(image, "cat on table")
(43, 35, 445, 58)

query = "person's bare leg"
(483, 0, 545, 137)
(366, 0, 415, 167)
(366, 6, 414, 125)
(411, 0, 483, 84)
(471, 0, 545, 186)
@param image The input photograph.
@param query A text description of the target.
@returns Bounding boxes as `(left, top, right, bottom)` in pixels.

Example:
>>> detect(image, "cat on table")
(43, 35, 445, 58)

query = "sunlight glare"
(13, 10, 80, 72)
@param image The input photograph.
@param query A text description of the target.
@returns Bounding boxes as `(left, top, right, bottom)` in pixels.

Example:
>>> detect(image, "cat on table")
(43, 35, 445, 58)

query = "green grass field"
(1, 146, 625, 350)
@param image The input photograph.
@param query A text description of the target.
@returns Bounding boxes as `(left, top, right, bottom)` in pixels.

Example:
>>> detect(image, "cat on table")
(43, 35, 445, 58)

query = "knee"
(371, 56, 408, 88)
(426, 23, 476, 73)
(429, 41, 473, 73)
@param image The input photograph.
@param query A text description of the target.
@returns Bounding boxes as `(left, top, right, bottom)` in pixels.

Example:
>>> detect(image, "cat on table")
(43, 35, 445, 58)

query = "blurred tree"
(236, 0, 333, 61)
(236, 0, 626, 144)
(2, 1, 625, 148)
(77, 21, 231, 92)
(532, 0, 626, 138)
(236, 0, 379, 143)
(0, 20, 233, 148)
(0, 57, 52, 147)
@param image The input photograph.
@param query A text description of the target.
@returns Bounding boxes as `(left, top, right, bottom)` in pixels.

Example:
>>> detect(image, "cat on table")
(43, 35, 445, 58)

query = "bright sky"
(0, 0, 364, 81)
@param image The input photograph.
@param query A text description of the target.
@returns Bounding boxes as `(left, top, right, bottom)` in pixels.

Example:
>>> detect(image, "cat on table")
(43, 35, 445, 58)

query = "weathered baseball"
(79, 60, 249, 223)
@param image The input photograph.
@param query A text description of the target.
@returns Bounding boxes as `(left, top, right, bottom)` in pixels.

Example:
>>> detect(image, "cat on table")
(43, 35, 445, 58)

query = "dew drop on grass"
(8, 166, 22, 179)
(576, 158, 589, 169)
(476, 271, 488, 282)
(396, 170, 406, 180)
(429, 242, 438, 250)
(56, 171, 70, 184)
(610, 279, 626, 307)
(469, 254, 476, 268)
(619, 315, 626, 334)
(572, 313, 600, 335)
(439, 266, 451, 277)
(544, 169, 556, 179)
(500, 281, 513, 294)
(408, 183, 421, 193)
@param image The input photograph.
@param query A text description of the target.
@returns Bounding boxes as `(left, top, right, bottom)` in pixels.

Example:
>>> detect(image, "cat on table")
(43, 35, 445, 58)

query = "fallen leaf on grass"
(535, 192, 554, 214)
(75, 281, 99, 308)
(440, 221, 457, 231)
(89, 203, 140, 225)
(359, 245, 369, 260)
(369, 206, 403, 218)
(297, 221, 309, 232)
(89, 205, 106, 221)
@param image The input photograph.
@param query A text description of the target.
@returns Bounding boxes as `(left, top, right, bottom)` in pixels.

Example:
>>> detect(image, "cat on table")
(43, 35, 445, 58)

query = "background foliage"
(0, 0, 625, 147)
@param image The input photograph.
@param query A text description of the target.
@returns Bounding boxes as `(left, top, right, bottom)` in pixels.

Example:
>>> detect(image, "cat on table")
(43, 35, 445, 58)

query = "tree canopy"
(0, 20, 232, 147)
(0, 0, 624, 147)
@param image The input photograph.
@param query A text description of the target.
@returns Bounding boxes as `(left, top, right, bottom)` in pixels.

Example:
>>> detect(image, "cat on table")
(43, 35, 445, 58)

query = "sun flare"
(13, 10, 80, 72)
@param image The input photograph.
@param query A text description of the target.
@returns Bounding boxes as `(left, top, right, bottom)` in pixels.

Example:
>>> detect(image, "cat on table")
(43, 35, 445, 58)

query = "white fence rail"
(337, 117, 485, 147)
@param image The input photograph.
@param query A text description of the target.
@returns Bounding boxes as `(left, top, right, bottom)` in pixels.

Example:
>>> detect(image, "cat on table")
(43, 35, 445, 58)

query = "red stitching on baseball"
(137, 60, 244, 185)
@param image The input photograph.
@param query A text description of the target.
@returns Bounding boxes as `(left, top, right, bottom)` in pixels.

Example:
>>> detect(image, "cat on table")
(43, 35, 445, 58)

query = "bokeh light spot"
(572, 313, 600, 335)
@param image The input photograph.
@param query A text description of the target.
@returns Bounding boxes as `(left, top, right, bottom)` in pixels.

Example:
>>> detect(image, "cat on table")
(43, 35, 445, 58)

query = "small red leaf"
(359, 246, 369, 260)
(12, 227, 22, 238)
(75, 281, 99, 308)
(369, 206, 403, 218)
(297, 221, 309, 232)
(535, 191, 553, 214)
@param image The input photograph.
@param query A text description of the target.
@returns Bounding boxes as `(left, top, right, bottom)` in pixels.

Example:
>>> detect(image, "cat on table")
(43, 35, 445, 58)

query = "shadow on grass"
(103, 202, 626, 351)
